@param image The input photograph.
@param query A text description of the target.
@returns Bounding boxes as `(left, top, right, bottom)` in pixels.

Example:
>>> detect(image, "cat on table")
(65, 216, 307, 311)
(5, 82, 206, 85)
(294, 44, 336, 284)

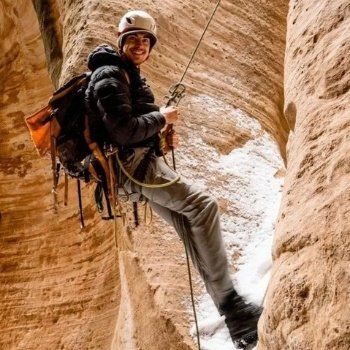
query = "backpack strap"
(50, 126, 59, 212)
(77, 178, 85, 228)
(64, 173, 69, 206)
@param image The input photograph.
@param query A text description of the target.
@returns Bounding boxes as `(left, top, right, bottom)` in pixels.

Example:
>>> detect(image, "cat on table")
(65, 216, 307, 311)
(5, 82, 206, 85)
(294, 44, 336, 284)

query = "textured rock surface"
(0, 0, 289, 349)
(259, 1, 350, 349)
(0, 3, 123, 349)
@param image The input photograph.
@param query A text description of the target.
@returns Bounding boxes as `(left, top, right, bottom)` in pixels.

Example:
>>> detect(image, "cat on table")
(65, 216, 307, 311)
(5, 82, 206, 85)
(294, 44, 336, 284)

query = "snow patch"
(180, 95, 284, 349)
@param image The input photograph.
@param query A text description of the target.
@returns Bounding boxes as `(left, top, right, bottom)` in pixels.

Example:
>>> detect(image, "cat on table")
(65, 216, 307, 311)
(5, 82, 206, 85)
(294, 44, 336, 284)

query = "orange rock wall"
(0, 2, 123, 349)
(0, 0, 314, 349)
(259, 1, 350, 349)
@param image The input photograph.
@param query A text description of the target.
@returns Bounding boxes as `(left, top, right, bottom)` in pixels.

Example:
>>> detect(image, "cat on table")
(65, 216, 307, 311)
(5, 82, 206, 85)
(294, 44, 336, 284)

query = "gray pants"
(124, 148, 234, 308)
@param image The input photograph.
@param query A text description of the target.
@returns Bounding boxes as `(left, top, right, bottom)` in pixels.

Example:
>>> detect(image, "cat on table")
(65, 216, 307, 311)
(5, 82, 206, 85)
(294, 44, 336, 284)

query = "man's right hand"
(160, 106, 180, 124)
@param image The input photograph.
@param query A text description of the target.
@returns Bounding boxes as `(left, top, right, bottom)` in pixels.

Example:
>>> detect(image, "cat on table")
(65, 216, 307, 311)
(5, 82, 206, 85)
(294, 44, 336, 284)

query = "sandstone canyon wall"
(259, 1, 350, 349)
(0, 0, 287, 349)
(0, 2, 122, 349)
(3, 1, 348, 350)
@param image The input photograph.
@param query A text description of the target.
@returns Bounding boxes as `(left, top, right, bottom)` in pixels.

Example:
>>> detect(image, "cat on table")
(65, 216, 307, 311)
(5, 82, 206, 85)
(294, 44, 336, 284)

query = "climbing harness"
(164, 1, 222, 348)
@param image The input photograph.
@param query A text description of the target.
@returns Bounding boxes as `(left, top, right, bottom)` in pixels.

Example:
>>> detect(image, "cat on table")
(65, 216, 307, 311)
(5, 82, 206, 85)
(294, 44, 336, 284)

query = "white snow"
(180, 95, 284, 349)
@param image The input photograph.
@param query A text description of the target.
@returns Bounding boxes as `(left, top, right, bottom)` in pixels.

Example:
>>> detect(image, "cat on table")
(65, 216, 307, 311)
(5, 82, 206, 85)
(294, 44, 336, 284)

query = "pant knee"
(208, 196, 219, 213)
(189, 193, 220, 227)
(202, 194, 219, 215)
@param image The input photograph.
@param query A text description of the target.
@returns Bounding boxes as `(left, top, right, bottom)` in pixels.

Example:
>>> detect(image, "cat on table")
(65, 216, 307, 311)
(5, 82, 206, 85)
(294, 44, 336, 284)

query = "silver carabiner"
(165, 83, 186, 107)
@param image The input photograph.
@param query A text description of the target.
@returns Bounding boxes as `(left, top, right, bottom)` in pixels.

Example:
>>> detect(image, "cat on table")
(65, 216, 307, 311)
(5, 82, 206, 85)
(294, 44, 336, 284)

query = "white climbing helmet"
(117, 10, 157, 50)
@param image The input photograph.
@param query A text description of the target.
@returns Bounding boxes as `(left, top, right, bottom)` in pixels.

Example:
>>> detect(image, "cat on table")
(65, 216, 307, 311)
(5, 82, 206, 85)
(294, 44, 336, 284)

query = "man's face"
(122, 33, 151, 65)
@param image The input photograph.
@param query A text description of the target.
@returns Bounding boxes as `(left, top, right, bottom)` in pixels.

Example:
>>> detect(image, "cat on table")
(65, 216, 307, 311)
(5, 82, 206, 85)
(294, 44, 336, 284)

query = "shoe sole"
(234, 339, 257, 350)
(244, 344, 256, 350)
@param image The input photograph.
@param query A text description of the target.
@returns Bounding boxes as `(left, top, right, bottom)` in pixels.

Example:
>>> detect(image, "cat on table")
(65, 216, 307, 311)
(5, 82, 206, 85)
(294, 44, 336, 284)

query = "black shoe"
(219, 290, 262, 349)
(234, 331, 258, 349)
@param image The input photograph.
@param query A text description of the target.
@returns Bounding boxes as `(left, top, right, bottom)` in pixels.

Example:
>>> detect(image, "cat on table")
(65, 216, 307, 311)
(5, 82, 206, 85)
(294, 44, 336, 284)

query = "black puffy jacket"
(85, 44, 165, 148)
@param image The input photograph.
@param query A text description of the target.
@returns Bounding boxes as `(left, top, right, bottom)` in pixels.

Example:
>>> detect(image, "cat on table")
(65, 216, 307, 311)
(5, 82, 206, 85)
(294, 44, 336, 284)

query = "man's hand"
(160, 106, 180, 153)
(160, 106, 180, 124)
(166, 129, 180, 149)
(161, 124, 180, 153)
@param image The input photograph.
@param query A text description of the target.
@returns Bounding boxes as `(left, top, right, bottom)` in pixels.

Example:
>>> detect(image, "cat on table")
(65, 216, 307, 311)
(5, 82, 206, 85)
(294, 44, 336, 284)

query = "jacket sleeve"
(93, 68, 166, 146)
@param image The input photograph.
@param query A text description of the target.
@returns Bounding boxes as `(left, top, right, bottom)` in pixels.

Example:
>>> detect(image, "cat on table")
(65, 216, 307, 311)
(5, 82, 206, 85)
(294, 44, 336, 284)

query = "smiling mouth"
(132, 49, 145, 54)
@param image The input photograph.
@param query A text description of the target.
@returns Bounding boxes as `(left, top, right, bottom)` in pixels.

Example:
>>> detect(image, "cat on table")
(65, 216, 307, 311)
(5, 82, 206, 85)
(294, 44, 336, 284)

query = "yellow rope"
(115, 150, 181, 189)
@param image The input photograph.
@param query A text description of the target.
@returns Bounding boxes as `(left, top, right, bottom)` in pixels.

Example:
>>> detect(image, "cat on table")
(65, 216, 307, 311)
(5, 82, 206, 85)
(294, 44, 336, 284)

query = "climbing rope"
(184, 235, 201, 349)
(178, 0, 222, 86)
(164, 1, 222, 349)
(115, 149, 181, 188)
(110, 2, 222, 347)
(164, 0, 222, 171)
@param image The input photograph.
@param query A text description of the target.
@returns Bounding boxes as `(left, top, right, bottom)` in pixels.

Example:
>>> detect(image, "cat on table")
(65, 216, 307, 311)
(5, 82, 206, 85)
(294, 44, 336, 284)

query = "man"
(85, 10, 261, 349)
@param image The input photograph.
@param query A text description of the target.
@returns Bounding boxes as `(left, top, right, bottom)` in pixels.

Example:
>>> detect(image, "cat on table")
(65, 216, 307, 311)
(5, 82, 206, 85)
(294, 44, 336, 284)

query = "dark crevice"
(31, 0, 63, 88)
